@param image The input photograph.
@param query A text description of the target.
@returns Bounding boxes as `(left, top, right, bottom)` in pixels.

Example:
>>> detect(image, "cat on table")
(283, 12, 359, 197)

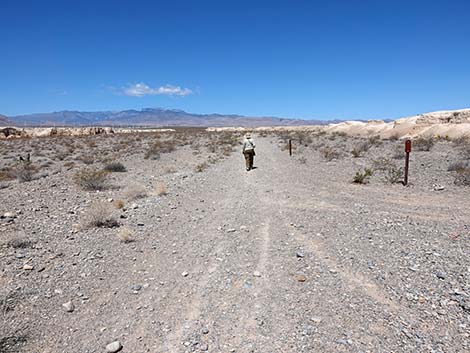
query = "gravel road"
(1, 134, 469, 352)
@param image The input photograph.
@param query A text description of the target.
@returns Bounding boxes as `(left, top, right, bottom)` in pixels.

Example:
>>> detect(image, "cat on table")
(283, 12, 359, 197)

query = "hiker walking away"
(242, 133, 256, 171)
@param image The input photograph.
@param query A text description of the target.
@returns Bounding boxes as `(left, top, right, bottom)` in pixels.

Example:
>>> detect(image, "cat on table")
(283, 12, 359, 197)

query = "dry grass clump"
(122, 183, 148, 200)
(155, 182, 167, 196)
(413, 136, 435, 151)
(195, 162, 208, 172)
(320, 146, 340, 161)
(117, 227, 135, 243)
(113, 199, 125, 209)
(103, 162, 127, 172)
(81, 201, 119, 229)
(74, 168, 109, 191)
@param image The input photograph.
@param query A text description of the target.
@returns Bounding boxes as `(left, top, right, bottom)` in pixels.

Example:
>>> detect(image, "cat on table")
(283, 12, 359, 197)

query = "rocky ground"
(0, 130, 469, 353)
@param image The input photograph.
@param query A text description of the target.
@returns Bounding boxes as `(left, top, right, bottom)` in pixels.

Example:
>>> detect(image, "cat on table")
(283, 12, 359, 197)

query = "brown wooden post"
(404, 139, 411, 185)
(289, 139, 292, 156)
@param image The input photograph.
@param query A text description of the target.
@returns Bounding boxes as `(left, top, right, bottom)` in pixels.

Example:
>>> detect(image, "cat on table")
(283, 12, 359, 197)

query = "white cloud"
(123, 82, 192, 97)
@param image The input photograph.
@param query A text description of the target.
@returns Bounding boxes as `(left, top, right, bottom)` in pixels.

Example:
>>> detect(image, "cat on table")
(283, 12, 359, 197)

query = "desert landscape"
(1, 114, 469, 352)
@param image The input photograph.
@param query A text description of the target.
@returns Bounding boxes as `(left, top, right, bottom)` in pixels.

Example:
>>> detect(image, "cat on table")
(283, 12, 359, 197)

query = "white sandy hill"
(324, 109, 470, 139)
(211, 109, 470, 139)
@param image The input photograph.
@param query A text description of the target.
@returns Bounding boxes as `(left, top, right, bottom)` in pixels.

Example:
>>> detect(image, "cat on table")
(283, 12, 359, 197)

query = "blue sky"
(1, 0, 470, 120)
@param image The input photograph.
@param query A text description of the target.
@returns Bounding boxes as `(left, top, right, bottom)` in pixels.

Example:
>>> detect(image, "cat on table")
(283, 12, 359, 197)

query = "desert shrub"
(117, 227, 134, 243)
(414, 136, 435, 151)
(372, 157, 403, 183)
(351, 141, 371, 158)
(11, 160, 37, 183)
(195, 162, 208, 172)
(387, 133, 400, 141)
(144, 139, 176, 159)
(79, 155, 95, 165)
(5, 236, 34, 249)
(320, 147, 340, 161)
(368, 135, 383, 146)
(122, 184, 147, 200)
(353, 168, 373, 184)
(384, 164, 404, 184)
(0, 169, 14, 181)
(73, 168, 109, 191)
(448, 160, 470, 172)
(392, 144, 405, 159)
(293, 132, 314, 146)
(63, 161, 75, 169)
(452, 134, 470, 147)
(373, 157, 396, 171)
(81, 202, 119, 228)
(454, 168, 470, 186)
(104, 162, 127, 172)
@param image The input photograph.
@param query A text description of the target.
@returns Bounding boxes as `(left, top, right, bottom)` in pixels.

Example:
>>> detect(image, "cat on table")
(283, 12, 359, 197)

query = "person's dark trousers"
(243, 150, 255, 170)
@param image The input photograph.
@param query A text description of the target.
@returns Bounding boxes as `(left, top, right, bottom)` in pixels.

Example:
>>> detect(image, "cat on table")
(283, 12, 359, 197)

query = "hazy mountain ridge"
(0, 114, 12, 125)
(6, 108, 332, 127)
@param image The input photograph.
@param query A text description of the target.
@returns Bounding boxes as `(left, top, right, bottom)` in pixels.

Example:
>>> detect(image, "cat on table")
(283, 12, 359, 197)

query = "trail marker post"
(404, 139, 411, 186)
(289, 139, 292, 156)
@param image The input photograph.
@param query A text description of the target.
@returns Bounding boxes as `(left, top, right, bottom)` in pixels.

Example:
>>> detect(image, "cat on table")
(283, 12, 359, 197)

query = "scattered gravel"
(1, 132, 469, 352)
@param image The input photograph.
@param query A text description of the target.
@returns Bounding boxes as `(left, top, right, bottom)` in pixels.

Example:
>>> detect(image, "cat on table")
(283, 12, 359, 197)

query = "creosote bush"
(74, 168, 109, 191)
(353, 168, 373, 184)
(104, 162, 127, 172)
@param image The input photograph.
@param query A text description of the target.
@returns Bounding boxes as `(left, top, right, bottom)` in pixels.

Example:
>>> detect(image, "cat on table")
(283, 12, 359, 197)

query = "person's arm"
(242, 141, 246, 153)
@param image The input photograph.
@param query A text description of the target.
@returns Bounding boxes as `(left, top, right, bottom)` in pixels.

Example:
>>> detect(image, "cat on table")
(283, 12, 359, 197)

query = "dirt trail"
(140, 138, 430, 352)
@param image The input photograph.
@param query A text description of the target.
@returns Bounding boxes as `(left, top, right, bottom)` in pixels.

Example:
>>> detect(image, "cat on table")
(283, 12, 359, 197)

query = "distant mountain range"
(3, 108, 338, 127)
(0, 114, 11, 125)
